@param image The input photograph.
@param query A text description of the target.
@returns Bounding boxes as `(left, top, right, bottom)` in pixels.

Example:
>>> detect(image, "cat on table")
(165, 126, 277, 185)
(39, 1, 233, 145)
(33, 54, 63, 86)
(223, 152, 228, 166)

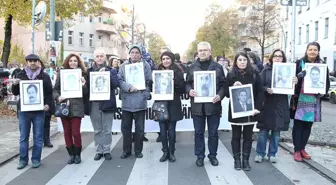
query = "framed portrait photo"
(125, 62, 146, 90)
(229, 84, 255, 119)
(19, 80, 44, 112)
(90, 71, 111, 101)
(152, 70, 174, 100)
(304, 63, 327, 94)
(60, 69, 82, 98)
(271, 63, 296, 95)
(194, 71, 216, 103)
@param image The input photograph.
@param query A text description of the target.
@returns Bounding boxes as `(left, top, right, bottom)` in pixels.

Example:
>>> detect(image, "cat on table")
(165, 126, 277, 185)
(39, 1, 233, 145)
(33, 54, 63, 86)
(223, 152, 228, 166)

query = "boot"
(74, 146, 82, 164)
(160, 152, 169, 162)
(169, 137, 176, 162)
(242, 140, 252, 171)
(231, 140, 241, 170)
(66, 146, 75, 164)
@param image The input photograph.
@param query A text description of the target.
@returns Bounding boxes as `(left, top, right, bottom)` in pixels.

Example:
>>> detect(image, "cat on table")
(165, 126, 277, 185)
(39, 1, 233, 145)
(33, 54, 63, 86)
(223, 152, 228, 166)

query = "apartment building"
(281, 0, 336, 70)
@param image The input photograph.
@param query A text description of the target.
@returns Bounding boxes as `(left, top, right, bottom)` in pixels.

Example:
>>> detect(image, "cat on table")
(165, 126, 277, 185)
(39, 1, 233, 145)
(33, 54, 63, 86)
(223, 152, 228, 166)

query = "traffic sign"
(280, 0, 307, 6)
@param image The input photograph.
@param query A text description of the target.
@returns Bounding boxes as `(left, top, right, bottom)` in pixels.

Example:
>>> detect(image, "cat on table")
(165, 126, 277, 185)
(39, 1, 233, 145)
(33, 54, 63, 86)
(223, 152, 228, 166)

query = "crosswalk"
(0, 132, 333, 185)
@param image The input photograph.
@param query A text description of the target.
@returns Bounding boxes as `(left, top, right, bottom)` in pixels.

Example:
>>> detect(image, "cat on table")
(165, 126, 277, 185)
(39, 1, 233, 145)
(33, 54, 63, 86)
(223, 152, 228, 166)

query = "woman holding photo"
(226, 51, 264, 171)
(255, 49, 298, 163)
(155, 51, 185, 162)
(53, 53, 88, 164)
(290, 42, 330, 162)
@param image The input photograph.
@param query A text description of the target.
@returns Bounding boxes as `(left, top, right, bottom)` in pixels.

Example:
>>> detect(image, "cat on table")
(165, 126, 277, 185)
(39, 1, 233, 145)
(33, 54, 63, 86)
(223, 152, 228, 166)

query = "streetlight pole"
(290, 0, 297, 63)
(31, 0, 36, 54)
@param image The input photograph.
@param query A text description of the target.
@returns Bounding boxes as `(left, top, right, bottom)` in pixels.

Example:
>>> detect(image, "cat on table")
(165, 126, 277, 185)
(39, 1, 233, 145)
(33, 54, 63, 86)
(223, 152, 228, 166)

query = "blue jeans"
(193, 114, 220, 159)
(159, 121, 177, 153)
(256, 129, 280, 157)
(18, 111, 45, 164)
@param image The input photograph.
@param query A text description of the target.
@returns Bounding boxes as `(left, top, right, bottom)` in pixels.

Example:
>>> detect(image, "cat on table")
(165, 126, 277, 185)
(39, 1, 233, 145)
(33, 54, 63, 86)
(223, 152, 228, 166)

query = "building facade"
(281, 0, 336, 71)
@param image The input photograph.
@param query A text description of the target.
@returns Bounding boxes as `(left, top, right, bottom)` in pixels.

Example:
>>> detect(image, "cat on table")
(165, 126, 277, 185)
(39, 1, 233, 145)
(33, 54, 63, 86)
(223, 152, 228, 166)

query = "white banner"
(57, 88, 257, 132)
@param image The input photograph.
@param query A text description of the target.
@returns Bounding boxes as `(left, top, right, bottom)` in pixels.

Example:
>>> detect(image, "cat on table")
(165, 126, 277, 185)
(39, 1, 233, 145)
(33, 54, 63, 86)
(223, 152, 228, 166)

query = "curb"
(279, 142, 336, 184)
(0, 123, 60, 167)
(280, 137, 336, 148)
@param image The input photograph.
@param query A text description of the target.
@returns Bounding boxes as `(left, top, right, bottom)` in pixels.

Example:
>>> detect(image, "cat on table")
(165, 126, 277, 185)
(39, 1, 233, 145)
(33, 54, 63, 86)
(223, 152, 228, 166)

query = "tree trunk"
(1, 15, 13, 68)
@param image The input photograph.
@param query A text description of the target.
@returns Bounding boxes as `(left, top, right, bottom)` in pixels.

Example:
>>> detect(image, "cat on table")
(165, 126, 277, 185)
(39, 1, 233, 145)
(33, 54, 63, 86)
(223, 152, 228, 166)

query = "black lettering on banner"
(113, 108, 122, 120)
(180, 93, 190, 100)
(182, 104, 191, 119)
(145, 107, 154, 120)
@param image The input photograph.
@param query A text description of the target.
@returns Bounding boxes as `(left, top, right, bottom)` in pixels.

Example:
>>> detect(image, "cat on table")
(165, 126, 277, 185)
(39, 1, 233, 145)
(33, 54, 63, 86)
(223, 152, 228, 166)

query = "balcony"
(102, 0, 118, 14)
(95, 22, 117, 35)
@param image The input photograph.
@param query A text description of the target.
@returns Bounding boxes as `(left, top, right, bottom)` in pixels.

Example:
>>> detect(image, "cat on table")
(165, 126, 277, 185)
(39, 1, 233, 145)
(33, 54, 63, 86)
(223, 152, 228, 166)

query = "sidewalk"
(0, 117, 59, 165)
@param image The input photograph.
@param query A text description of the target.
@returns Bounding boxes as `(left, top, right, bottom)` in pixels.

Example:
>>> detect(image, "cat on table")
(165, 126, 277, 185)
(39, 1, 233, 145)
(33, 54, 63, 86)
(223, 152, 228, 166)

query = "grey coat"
(118, 59, 152, 112)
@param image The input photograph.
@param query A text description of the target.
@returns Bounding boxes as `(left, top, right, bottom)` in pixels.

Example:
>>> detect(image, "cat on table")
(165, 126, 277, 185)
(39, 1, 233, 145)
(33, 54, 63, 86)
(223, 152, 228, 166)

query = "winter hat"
(161, 51, 175, 62)
(129, 45, 142, 55)
(25, 54, 41, 61)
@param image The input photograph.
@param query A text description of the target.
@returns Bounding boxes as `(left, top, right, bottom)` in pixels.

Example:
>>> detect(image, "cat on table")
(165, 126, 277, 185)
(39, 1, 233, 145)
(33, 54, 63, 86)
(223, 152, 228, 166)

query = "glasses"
(274, 55, 283, 58)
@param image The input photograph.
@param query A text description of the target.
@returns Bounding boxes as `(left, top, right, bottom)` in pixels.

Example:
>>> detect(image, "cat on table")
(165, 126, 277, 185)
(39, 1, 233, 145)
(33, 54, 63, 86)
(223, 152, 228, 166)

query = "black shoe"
(234, 157, 242, 170)
(196, 158, 204, 167)
(242, 159, 251, 171)
(44, 143, 53, 148)
(74, 155, 81, 164)
(66, 146, 75, 164)
(104, 153, 112, 160)
(121, 152, 131, 159)
(159, 153, 169, 162)
(169, 153, 176, 162)
(209, 157, 219, 166)
(94, 153, 103, 161)
(156, 135, 162, 142)
(74, 146, 82, 164)
(135, 153, 143, 158)
(112, 132, 118, 135)
(143, 136, 149, 142)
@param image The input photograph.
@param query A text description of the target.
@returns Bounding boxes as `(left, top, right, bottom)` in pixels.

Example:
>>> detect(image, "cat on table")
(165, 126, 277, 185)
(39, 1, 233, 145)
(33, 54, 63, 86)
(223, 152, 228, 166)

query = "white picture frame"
(60, 69, 83, 98)
(19, 80, 44, 112)
(90, 71, 111, 101)
(229, 84, 255, 119)
(303, 63, 327, 94)
(125, 62, 146, 90)
(194, 71, 216, 103)
(152, 70, 174, 100)
(271, 63, 296, 95)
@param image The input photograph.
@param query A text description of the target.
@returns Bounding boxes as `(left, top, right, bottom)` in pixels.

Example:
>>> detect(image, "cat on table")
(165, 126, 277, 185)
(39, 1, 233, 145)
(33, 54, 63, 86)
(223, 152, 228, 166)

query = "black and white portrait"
(194, 71, 216, 103)
(90, 71, 110, 101)
(125, 62, 146, 90)
(304, 63, 327, 94)
(20, 80, 44, 111)
(61, 69, 82, 98)
(229, 84, 255, 119)
(152, 70, 174, 100)
(271, 63, 296, 95)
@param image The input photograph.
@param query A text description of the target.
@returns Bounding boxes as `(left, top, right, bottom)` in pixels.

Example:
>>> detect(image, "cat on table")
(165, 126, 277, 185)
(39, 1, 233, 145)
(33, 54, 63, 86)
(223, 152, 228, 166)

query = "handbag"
(289, 95, 298, 119)
(152, 101, 169, 122)
(55, 99, 70, 117)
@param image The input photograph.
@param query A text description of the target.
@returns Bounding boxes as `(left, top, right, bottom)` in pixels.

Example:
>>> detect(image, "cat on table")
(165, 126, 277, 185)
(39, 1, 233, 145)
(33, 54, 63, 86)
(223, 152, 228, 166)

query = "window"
(286, 7, 289, 19)
(79, 32, 84, 46)
(89, 34, 94, 47)
(68, 31, 73, 45)
(79, 14, 84, 22)
(298, 6, 302, 14)
(97, 35, 103, 46)
(298, 27, 302, 44)
(315, 21, 318, 41)
(98, 15, 102, 23)
(306, 24, 309, 43)
(285, 31, 288, 45)
(325, 17, 329, 38)
(89, 16, 93, 23)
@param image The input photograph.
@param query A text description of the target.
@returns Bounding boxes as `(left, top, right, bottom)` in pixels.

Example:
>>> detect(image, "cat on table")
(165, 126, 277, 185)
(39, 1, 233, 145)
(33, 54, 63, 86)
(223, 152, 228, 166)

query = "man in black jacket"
(186, 42, 226, 167)
(11, 54, 53, 169)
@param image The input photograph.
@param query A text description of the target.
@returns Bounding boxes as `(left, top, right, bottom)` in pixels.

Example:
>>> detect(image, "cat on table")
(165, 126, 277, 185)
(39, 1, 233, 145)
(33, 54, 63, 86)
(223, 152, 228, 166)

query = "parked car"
(0, 67, 10, 101)
(328, 76, 336, 104)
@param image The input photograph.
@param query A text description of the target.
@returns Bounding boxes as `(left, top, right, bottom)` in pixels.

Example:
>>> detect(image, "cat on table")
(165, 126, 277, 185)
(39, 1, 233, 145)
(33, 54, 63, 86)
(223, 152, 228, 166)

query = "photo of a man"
(274, 65, 292, 88)
(154, 73, 173, 94)
(232, 89, 253, 113)
(195, 73, 214, 97)
(24, 84, 40, 105)
(125, 62, 146, 90)
(93, 76, 109, 93)
(127, 65, 140, 85)
(64, 74, 79, 91)
(308, 66, 324, 88)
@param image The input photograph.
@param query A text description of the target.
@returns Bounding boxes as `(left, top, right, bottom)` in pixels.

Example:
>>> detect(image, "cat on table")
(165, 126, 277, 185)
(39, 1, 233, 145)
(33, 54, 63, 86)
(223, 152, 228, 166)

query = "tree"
(0, 0, 102, 68)
(146, 32, 166, 64)
(243, 0, 280, 60)
(8, 43, 25, 65)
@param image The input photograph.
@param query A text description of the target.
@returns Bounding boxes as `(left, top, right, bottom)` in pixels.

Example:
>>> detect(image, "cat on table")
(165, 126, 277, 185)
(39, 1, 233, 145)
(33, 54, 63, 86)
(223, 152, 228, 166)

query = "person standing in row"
(53, 53, 88, 164)
(12, 54, 53, 169)
(86, 49, 120, 161)
(226, 51, 264, 171)
(291, 42, 330, 162)
(255, 49, 297, 163)
(186, 42, 226, 167)
(119, 45, 152, 159)
(156, 51, 185, 162)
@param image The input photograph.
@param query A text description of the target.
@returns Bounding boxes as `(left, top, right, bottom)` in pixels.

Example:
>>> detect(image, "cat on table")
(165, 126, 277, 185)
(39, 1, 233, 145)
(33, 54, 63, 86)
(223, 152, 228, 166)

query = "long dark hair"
(303, 42, 322, 62)
(231, 51, 254, 75)
(269, 49, 287, 64)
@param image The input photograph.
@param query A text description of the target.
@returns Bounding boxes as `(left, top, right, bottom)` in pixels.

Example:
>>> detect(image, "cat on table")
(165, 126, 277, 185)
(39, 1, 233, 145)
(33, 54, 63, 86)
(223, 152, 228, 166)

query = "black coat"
(257, 64, 290, 131)
(185, 59, 226, 116)
(226, 69, 264, 123)
(155, 63, 185, 121)
(12, 69, 54, 113)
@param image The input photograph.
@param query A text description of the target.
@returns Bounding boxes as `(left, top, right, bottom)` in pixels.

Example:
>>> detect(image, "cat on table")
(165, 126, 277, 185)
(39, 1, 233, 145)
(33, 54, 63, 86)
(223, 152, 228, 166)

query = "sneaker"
(254, 155, 263, 163)
(17, 162, 27, 170)
(32, 161, 41, 168)
(300, 150, 311, 160)
(294, 151, 302, 162)
(269, 156, 277, 163)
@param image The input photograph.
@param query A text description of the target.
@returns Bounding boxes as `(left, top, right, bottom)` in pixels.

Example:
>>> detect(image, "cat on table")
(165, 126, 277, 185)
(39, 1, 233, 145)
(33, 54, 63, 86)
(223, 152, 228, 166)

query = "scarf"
(25, 66, 41, 80)
(92, 61, 107, 71)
